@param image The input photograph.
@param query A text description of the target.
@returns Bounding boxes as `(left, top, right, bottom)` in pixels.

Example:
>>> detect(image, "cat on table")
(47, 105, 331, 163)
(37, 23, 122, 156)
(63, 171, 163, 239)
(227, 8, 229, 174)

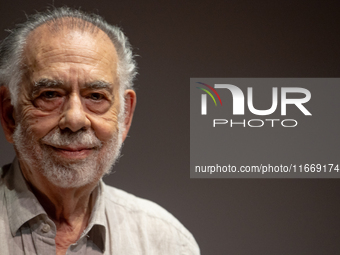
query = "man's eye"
(90, 93, 104, 100)
(41, 91, 59, 99)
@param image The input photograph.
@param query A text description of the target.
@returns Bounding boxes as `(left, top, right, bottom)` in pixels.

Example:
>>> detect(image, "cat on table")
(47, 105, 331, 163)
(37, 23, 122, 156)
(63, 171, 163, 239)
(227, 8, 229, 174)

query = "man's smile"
(48, 145, 94, 160)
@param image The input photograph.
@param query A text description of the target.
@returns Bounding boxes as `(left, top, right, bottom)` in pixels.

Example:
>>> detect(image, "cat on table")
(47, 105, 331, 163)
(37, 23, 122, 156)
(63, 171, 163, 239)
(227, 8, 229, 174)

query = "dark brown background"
(1, 0, 340, 254)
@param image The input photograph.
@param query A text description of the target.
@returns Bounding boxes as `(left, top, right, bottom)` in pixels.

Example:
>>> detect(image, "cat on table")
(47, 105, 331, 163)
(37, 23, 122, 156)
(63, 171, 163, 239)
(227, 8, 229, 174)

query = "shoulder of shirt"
(101, 182, 199, 251)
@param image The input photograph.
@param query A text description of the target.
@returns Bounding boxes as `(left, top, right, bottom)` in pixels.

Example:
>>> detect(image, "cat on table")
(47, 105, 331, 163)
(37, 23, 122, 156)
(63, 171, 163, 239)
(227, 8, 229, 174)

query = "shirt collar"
(4, 157, 107, 252)
(83, 179, 107, 252)
(4, 158, 46, 237)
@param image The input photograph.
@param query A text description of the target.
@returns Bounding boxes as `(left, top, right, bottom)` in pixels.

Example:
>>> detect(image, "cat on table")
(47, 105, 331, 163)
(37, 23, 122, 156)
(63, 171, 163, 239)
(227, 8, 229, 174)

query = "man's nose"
(59, 93, 91, 132)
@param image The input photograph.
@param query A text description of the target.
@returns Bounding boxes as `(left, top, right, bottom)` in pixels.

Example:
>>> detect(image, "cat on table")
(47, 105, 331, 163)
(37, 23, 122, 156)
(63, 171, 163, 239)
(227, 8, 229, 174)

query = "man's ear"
(122, 89, 136, 142)
(0, 86, 16, 143)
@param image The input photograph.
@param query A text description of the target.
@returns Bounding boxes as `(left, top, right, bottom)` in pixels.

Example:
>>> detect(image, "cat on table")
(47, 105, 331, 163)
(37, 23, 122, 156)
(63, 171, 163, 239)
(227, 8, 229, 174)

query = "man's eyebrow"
(31, 79, 114, 96)
(83, 81, 114, 93)
(32, 78, 64, 95)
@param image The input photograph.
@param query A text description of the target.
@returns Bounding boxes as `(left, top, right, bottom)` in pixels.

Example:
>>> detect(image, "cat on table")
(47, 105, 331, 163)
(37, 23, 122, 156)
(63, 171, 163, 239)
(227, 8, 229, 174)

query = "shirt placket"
(30, 217, 57, 255)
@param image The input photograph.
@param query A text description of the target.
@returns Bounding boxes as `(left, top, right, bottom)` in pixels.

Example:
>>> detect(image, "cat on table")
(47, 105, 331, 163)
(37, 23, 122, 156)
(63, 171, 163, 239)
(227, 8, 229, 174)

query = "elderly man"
(0, 7, 199, 255)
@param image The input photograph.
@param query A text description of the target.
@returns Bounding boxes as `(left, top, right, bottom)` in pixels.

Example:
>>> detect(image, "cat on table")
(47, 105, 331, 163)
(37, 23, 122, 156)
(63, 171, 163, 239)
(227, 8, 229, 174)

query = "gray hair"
(0, 7, 137, 106)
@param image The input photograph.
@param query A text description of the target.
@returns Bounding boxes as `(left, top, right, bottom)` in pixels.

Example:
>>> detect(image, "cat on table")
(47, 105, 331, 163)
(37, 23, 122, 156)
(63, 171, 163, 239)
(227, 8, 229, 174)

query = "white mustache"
(41, 128, 102, 148)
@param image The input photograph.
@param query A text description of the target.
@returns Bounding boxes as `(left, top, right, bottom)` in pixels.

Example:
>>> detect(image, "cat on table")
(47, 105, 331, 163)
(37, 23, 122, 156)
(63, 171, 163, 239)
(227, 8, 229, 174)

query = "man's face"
(11, 25, 127, 188)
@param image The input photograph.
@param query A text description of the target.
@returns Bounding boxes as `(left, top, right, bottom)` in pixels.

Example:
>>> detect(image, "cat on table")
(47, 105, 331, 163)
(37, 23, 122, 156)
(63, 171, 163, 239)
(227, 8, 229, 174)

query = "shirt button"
(41, 224, 51, 233)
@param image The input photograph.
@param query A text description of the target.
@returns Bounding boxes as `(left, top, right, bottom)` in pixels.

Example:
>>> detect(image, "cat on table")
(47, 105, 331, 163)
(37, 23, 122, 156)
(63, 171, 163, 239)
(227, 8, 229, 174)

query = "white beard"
(12, 122, 124, 188)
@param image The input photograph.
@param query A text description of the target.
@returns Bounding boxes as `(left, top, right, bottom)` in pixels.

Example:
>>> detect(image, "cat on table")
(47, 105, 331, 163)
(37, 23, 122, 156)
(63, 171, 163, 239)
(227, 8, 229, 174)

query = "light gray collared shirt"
(0, 158, 200, 254)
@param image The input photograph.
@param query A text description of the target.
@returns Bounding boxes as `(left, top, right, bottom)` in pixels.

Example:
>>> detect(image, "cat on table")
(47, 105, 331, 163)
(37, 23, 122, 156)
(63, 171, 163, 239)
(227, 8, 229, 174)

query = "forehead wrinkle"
(22, 23, 119, 100)
(24, 23, 118, 69)
(33, 45, 113, 70)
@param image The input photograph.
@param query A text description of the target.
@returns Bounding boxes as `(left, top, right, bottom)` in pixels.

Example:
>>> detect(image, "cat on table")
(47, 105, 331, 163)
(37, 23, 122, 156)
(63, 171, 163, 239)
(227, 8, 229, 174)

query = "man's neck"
(19, 160, 97, 235)
(29, 181, 94, 224)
